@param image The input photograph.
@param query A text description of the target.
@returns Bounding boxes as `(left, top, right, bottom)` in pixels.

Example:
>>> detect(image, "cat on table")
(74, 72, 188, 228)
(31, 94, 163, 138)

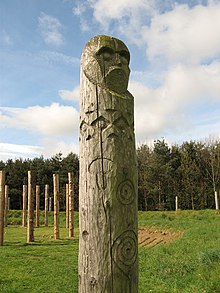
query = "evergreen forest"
(1, 138, 220, 211)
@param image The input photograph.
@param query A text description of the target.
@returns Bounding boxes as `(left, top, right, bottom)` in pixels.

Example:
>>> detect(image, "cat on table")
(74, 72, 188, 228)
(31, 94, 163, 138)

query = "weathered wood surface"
(27, 171, 35, 243)
(68, 172, 74, 238)
(49, 197, 52, 212)
(79, 35, 138, 293)
(53, 174, 59, 240)
(36, 185, 40, 227)
(22, 185, 27, 227)
(0, 170, 5, 246)
(66, 183, 69, 228)
(175, 196, 178, 211)
(4, 185, 9, 227)
(215, 191, 219, 210)
(45, 184, 49, 226)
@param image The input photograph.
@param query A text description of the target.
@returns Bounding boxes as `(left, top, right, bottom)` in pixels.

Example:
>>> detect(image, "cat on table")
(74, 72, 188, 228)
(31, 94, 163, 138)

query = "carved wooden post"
(68, 172, 74, 238)
(0, 170, 5, 246)
(22, 185, 27, 227)
(27, 170, 35, 243)
(79, 35, 138, 292)
(4, 185, 9, 227)
(45, 184, 49, 227)
(66, 183, 69, 228)
(53, 174, 59, 240)
(36, 185, 40, 227)
(215, 191, 219, 210)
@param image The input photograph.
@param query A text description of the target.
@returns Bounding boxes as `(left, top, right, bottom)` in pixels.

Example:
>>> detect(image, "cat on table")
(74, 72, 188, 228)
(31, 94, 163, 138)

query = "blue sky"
(1, 0, 220, 161)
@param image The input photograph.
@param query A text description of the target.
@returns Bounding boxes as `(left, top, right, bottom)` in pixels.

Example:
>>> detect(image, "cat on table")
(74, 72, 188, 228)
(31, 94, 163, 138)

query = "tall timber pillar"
(79, 35, 138, 293)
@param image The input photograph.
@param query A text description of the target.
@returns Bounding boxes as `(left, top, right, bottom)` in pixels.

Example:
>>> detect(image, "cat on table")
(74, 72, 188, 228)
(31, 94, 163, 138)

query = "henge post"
(4, 185, 9, 227)
(65, 183, 69, 228)
(27, 171, 35, 243)
(53, 174, 60, 240)
(45, 184, 49, 227)
(79, 35, 138, 292)
(0, 170, 5, 246)
(22, 185, 27, 227)
(68, 172, 74, 238)
(36, 185, 40, 227)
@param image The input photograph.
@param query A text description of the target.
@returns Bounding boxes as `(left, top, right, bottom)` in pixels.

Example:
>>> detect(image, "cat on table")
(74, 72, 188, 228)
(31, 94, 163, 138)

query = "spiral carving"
(112, 230, 137, 273)
(117, 180, 135, 205)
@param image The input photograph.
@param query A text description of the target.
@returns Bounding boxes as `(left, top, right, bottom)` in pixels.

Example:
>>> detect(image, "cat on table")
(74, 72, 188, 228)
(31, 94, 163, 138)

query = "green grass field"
(1, 210, 220, 293)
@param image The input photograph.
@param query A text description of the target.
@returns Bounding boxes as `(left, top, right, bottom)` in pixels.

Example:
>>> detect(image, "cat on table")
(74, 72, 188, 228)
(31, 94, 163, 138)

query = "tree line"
(0, 152, 79, 210)
(0, 138, 220, 211)
(137, 138, 220, 211)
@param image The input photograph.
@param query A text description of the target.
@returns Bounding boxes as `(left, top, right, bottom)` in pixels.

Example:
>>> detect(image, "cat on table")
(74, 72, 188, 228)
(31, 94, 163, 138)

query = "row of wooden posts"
(0, 170, 75, 246)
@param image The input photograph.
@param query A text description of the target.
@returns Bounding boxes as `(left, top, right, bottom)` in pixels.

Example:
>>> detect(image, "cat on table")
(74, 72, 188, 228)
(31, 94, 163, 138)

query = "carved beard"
(104, 67, 129, 94)
(82, 59, 130, 95)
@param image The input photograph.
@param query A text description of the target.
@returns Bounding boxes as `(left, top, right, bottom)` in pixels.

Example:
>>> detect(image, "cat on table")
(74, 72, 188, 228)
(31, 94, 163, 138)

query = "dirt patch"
(138, 228, 183, 248)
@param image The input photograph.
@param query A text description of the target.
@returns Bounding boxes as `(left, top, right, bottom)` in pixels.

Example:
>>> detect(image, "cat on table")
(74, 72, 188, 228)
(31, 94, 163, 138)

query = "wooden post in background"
(8, 197, 10, 210)
(45, 184, 49, 227)
(36, 185, 40, 227)
(68, 172, 74, 238)
(27, 170, 35, 243)
(65, 183, 69, 228)
(4, 185, 9, 227)
(79, 36, 138, 292)
(22, 185, 27, 227)
(0, 170, 5, 246)
(175, 196, 178, 211)
(49, 197, 52, 212)
(53, 174, 59, 240)
(215, 191, 219, 210)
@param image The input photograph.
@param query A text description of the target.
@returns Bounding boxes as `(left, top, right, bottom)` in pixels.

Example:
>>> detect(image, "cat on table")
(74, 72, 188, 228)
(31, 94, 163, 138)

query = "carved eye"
(97, 47, 114, 61)
(119, 50, 130, 64)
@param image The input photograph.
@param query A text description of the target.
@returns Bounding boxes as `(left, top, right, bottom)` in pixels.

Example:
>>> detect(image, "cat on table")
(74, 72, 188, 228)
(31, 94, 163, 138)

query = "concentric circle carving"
(112, 230, 137, 273)
(117, 180, 135, 205)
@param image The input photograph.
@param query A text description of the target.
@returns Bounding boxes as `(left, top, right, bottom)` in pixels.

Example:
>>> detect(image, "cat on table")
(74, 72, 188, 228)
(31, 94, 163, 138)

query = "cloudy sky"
(1, 0, 220, 161)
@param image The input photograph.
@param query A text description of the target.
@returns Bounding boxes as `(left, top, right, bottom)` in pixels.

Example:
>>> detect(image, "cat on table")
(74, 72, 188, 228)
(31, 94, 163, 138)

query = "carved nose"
(115, 53, 122, 66)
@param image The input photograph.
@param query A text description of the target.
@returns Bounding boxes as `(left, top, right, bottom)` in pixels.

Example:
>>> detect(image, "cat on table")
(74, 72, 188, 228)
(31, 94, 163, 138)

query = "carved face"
(81, 35, 130, 94)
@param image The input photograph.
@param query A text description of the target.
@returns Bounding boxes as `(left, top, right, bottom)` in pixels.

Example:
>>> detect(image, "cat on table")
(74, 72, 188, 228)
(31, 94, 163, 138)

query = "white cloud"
(0, 103, 79, 136)
(75, 1, 220, 61)
(74, 0, 160, 43)
(73, 3, 91, 31)
(39, 51, 79, 66)
(59, 85, 80, 102)
(0, 143, 43, 161)
(130, 60, 220, 142)
(90, 0, 155, 25)
(42, 139, 79, 157)
(0, 103, 80, 161)
(38, 12, 64, 46)
(144, 3, 220, 64)
(0, 141, 79, 162)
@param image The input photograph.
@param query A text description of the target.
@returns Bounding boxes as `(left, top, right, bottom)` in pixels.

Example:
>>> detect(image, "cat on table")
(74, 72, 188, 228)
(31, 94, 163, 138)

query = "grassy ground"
(1, 210, 220, 292)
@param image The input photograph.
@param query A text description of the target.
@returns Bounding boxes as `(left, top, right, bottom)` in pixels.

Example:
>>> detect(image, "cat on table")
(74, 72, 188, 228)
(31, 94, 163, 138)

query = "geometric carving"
(91, 116, 109, 130)
(112, 230, 138, 274)
(117, 180, 135, 205)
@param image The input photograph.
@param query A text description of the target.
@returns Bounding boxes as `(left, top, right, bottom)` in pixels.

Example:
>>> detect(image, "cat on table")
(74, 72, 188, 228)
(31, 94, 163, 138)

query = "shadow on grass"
(4, 238, 78, 247)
